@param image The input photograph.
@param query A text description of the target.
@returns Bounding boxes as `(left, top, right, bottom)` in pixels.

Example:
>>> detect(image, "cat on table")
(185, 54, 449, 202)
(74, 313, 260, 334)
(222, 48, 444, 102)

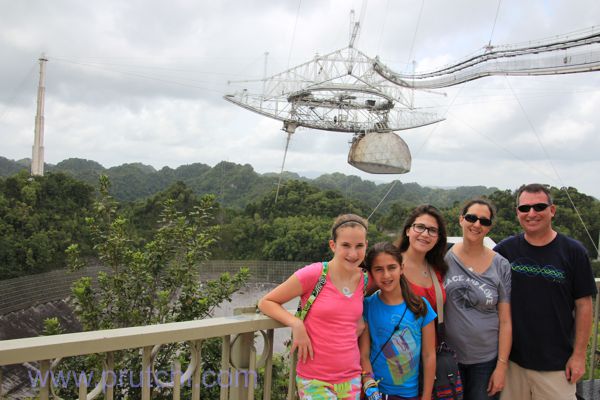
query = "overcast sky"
(1, 0, 600, 200)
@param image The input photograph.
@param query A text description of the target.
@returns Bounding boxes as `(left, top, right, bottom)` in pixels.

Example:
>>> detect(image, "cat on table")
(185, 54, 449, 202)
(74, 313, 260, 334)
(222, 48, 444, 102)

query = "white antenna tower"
(31, 54, 48, 177)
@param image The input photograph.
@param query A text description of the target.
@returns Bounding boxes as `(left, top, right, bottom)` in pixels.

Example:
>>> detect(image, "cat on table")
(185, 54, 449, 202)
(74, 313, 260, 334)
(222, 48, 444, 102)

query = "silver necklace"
(331, 261, 353, 296)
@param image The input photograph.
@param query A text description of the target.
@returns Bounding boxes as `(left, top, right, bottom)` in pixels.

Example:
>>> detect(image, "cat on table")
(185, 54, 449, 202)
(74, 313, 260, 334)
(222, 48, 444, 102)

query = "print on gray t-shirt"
(443, 250, 511, 364)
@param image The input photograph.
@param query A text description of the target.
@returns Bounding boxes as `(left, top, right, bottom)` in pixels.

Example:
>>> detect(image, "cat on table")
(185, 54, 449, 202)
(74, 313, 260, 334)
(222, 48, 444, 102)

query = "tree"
(0, 171, 94, 279)
(246, 180, 368, 220)
(487, 189, 521, 243)
(261, 216, 332, 261)
(551, 186, 600, 258)
(58, 175, 249, 399)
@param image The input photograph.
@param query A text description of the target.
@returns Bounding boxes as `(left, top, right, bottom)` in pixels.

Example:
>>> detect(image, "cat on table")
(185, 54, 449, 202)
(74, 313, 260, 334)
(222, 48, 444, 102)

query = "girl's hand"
(487, 364, 507, 396)
(420, 391, 433, 400)
(291, 319, 313, 363)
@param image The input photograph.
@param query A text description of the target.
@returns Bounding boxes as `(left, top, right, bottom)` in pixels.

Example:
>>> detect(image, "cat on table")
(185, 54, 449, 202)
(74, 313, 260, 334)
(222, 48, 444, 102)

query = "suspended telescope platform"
(225, 25, 600, 175)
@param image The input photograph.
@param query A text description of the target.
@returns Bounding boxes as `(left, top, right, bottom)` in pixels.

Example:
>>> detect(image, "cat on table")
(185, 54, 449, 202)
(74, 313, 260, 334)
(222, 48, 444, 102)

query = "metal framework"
(224, 24, 600, 175)
(375, 26, 600, 89)
(224, 46, 443, 134)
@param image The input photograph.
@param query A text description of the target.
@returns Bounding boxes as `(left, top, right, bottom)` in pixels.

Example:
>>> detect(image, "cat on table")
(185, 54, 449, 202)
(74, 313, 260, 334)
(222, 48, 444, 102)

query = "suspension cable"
(376, 0, 392, 56)
(505, 77, 598, 254)
(368, 180, 398, 220)
(405, 0, 425, 70)
(488, 0, 503, 47)
(367, 72, 469, 219)
(286, 0, 303, 69)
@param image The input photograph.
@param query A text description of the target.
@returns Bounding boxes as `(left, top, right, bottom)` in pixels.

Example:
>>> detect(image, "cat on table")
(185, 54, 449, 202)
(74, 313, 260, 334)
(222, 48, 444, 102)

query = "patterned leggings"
(296, 375, 362, 399)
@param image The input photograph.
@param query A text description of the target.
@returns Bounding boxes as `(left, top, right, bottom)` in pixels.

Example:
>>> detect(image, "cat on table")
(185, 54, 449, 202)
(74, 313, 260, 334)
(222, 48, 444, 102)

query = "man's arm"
(565, 296, 593, 383)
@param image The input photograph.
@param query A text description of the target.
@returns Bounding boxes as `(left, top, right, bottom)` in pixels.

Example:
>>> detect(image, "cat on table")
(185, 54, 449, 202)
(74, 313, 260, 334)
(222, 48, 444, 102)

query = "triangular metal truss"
(224, 46, 443, 134)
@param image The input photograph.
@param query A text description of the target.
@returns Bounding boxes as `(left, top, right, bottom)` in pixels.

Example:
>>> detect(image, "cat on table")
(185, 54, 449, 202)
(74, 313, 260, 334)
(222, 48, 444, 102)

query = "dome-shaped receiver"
(348, 132, 411, 174)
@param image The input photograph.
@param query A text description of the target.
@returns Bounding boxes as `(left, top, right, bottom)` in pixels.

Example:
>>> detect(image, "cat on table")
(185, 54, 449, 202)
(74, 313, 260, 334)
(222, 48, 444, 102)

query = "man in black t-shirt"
(494, 183, 596, 400)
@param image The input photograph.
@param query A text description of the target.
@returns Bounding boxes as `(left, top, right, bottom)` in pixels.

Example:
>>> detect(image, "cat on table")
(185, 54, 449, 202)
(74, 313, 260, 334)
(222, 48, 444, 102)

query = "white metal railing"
(2, 278, 600, 399)
(0, 307, 295, 400)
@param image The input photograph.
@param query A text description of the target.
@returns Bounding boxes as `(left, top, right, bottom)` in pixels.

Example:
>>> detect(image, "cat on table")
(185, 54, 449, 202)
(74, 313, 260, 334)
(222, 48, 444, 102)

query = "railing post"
(287, 352, 297, 400)
(262, 329, 274, 400)
(221, 335, 231, 400)
(230, 308, 258, 400)
(247, 344, 256, 400)
(142, 346, 152, 400)
(173, 360, 181, 400)
(40, 359, 50, 400)
(78, 372, 88, 400)
(229, 331, 254, 400)
(105, 351, 114, 400)
(191, 340, 202, 400)
(589, 284, 600, 381)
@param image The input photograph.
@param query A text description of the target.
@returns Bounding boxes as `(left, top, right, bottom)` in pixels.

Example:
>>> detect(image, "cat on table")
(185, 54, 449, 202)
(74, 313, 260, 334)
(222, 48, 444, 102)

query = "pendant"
(342, 286, 352, 296)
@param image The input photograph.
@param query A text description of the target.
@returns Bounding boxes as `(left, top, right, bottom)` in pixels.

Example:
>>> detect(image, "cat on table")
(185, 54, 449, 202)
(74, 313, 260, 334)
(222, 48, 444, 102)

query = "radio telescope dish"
(224, 45, 441, 175)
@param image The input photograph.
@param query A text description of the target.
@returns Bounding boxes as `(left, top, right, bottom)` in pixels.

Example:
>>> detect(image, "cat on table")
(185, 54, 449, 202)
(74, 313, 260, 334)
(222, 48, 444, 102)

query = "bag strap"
(295, 263, 368, 321)
(428, 264, 444, 324)
(429, 264, 451, 344)
(295, 262, 329, 321)
(371, 304, 408, 364)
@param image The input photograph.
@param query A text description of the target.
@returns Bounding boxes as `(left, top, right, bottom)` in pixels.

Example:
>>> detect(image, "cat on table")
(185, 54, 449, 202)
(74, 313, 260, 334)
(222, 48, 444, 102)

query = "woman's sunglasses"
(463, 213, 492, 227)
(517, 203, 550, 213)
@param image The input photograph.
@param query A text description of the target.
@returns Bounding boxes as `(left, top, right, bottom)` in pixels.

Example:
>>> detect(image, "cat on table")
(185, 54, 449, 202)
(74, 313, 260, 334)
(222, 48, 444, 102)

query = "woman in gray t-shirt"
(444, 198, 512, 400)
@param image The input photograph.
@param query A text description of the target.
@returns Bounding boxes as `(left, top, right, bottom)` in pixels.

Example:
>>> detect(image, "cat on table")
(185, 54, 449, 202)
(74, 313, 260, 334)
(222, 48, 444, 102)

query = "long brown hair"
(393, 204, 448, 276)
(365, 242, 427, 318)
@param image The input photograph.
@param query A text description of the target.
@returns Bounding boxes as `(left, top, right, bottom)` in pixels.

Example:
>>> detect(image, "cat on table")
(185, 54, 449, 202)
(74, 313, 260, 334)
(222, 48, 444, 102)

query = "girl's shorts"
(296, 375, 361, 399)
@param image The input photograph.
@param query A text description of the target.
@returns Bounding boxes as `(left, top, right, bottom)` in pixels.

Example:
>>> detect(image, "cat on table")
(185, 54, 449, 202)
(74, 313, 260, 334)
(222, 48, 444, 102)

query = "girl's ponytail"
(400, 274, 427, 318)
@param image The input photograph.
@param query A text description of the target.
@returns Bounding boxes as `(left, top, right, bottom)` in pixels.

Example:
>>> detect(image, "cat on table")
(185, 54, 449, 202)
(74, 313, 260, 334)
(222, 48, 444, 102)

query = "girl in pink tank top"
(259, 214, 369, 399)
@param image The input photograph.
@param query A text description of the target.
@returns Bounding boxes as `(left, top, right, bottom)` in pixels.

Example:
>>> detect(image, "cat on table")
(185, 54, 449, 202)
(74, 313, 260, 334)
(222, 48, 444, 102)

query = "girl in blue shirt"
(360, 242, 436, 400)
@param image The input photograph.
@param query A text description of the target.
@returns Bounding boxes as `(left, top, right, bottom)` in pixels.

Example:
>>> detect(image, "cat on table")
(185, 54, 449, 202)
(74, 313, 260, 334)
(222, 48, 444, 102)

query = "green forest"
(1, 156, 599, 281)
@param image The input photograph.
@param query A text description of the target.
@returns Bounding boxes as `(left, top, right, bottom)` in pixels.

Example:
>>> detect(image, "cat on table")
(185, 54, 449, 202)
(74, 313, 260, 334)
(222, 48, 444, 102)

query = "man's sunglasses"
(463, 214, 492, 227)
(517, 203, 550, 213)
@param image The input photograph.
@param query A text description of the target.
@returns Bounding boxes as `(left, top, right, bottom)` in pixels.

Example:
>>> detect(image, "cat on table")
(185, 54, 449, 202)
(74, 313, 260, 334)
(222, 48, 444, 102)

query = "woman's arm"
(487, 302, 512, 395)
(420, 320, 436, 400)
(258, 274, 313, 362)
